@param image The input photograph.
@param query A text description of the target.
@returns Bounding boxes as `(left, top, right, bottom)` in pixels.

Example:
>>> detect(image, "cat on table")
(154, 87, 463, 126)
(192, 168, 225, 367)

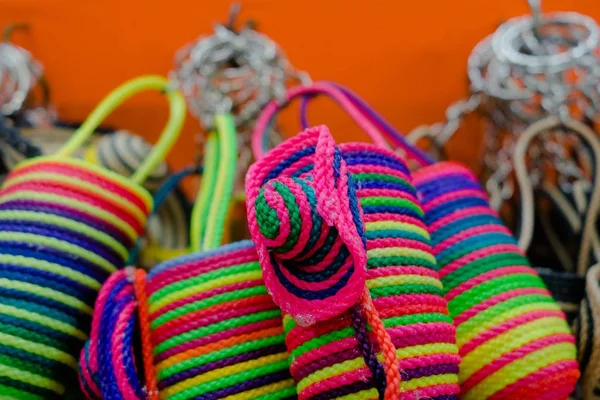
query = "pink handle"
(252, 82, 390, 160)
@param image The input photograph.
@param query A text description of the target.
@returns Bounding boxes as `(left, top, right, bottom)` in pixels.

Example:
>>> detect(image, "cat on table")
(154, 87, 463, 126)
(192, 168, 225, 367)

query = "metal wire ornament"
(171, 5, 309, 181)
(0, 24, 44, 117)
(409, 1, 600, 212)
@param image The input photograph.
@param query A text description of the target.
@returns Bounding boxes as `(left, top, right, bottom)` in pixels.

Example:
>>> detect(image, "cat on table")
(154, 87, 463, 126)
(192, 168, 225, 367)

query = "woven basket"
(246, 126, 460, 399)
(413, 162, 579, 400)
(0, 75, 185, 398)
(79, 113, 297, 399)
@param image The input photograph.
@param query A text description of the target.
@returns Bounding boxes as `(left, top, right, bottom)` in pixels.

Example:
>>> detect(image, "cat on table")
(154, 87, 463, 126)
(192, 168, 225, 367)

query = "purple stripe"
(310, 380, 372, 400)
(400, 363, 459, 381)
(158, 344, 286, 389)
(0, 220, 123, 267)
(309, 374, 458, 400)
(294, 347, 362, 381)
(293, 332, 456, 381)
(0, 199, 133, 247)
(430, 396, 457, 400)
(192, 370, 292, 400)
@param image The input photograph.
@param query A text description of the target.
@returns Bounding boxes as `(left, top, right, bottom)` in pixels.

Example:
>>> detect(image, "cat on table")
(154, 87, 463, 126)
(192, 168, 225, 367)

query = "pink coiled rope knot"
(247, 125, 367, 326)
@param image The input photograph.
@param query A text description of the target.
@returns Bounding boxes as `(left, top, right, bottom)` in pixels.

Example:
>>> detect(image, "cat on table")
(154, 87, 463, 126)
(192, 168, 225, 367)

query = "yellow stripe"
(0, 254, 101, 290)
(149, 269, 262, 313)
(460, 317, 571, 380)
(160, 352, 289, 398)
(0, 191, 138, 242)
(457, 302, 562, 347)
(400, 373, 458, 391)
(367, 274, 443, 290)
(0, 232, 116, 274)
(0, 363, 64, 394)
(140, 245, 188, 265)
(464, 343, 576, 400)
(0, 210, 128, 259)
(300, 344, 459, 392)
(13, 155, 152, 210)
(84, 144, 98, 164)
(0, 332, 77, 369)
(0, 304, 87, 341)
(3, 172, 147, 227)
(365, 220, 430, 240)
(367, 247, 436, 264)
(298, 356, 365, 391)
(396, 343, 459, 360)
(221, 379, 296, 400)
(0, 278, 92, 314)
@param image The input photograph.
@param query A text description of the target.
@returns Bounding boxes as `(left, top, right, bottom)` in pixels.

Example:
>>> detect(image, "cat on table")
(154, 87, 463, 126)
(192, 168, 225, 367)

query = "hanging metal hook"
(528, 0, 543, 39)
(225, 3, 242, 32)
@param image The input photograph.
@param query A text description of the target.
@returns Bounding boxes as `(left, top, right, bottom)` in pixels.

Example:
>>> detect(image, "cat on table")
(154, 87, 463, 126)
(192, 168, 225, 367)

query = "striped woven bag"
(289, 81, 580, 399)
(85, 130, 193, 269)
(79, 114, 297, 400)
(0, 75, 185, 399)
(250, 85, 461, 399)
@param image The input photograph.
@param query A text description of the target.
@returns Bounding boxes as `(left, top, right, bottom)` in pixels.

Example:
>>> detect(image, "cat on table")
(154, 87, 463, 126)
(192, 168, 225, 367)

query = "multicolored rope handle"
(58, 75, 186, 185)
(251, 81, 433, 166)
(298, 81, 435, 166)
(190, 114, 238, 251)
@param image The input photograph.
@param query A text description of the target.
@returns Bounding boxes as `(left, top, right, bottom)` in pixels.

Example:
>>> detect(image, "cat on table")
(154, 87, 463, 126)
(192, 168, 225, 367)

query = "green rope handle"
(190, 135, 219, 251)
(57, 75, 186, 185)
(190, 114, 238, 252)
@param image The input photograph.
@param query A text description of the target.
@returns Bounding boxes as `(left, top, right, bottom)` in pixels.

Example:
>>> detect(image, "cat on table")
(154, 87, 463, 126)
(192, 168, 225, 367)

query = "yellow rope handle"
(57, 75, 186, 185)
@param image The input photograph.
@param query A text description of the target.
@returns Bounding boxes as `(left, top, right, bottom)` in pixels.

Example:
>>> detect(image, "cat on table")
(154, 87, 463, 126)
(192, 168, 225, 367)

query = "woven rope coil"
(0, 156, 151, 398)
(79, 113, 293, 400)
(144, 240, 296, 400)
(247, 126, 460, 400)
(413, 161, 579, 400)
(78, 268, 155, 400)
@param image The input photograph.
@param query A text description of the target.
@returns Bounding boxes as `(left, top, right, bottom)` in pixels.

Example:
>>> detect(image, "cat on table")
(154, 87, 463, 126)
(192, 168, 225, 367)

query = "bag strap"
(57, 75, 186, 185)
(252, 81, 432, 166)
(514, 116, 600, 275)
(190, 114, 238, 251)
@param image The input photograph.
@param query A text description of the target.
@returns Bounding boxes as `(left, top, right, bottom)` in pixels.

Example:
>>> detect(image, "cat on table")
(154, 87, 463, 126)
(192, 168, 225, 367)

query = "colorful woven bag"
(79, 114, 297, 400)
(251, 89, 461, 399)
(0, 75, 185, 399)
(85, 131, 192, 269)
(260, 81, 580, 399)
(413, 163, 579, 399)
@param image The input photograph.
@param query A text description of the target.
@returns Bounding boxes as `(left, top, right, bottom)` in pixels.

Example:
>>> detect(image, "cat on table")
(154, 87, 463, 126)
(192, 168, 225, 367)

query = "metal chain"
(406, 93, 481, 151)
(410, 3, 600, 213)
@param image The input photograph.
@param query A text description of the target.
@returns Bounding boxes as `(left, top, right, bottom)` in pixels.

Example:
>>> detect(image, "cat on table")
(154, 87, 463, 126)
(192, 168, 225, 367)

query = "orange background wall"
(1, 0, 599, 171)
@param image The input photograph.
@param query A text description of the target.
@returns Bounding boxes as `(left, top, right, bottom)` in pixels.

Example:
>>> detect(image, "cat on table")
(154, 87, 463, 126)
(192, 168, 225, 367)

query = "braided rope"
(413, 161, 579, 399)
(145, 241, 296, 400)
(79, 268, 150, 400)
(246, 126, 460, 399)
(133, 269, 159, 400)
(246, 126, 367, 324)
(0, 156, 151, 398)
